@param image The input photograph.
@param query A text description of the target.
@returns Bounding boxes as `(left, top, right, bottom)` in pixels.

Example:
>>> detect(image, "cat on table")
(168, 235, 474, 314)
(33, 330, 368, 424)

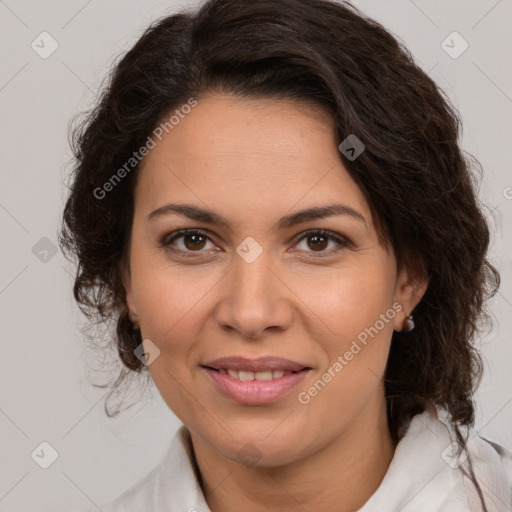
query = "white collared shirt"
(78, 407, 512, 511)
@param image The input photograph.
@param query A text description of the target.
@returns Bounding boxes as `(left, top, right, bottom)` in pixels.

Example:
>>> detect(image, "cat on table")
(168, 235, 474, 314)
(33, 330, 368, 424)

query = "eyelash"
(160, 229, 350, 258)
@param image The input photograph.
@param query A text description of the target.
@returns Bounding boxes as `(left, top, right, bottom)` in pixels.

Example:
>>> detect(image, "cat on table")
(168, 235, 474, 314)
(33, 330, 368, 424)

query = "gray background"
(1, 1, 511, 510)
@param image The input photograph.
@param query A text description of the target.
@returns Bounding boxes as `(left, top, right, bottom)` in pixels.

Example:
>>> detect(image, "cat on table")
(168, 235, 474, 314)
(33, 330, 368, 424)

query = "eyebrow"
(146, 203, 368, 231)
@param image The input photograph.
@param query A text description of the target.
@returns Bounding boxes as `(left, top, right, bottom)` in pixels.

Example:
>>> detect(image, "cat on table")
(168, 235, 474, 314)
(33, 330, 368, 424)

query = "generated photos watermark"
(93, 97, 198, 200)
(297, 301, 403, 404)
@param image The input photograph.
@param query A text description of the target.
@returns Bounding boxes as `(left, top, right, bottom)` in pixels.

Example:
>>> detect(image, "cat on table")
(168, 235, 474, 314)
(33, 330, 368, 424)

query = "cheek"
(131, 262, 218, 421)
(291, 262, 395, 410)
(133, 249, 396, 367)
(131, 245, 221, 340)
(131, 243, 396, 416)
(130, 256, 227, 408)
(292, 260, 396, 349)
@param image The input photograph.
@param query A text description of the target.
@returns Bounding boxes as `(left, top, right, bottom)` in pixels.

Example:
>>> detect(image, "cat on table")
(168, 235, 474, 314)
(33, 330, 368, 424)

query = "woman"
(61, 0, 512, 510)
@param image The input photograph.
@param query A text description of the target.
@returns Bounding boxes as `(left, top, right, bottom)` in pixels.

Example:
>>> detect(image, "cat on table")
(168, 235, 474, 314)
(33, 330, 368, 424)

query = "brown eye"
(293, 230, 349, 256)
(162, 229, 215, 253)
(161, 228, 348, 259)
(182, 232, 207, 250)
(306, 234, 329, 251)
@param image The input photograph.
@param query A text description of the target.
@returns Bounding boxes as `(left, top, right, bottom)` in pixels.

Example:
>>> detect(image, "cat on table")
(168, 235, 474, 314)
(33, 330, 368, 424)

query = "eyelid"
(160, 228, 350, 256)
(160, 228, 216, 252)
(290, 229, 351, 254)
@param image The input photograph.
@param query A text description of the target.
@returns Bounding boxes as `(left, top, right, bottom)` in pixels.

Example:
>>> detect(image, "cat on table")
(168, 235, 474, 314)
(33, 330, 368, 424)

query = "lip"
(203, 367, 311, 405)
(202, 356, 309, 373)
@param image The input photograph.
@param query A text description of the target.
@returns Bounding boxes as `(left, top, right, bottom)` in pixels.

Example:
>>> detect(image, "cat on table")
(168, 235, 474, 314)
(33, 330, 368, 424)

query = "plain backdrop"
(1, 1, 511, 510)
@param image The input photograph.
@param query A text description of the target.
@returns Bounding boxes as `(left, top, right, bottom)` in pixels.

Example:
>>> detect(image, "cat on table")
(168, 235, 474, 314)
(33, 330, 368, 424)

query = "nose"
(213, 246, 293, 340)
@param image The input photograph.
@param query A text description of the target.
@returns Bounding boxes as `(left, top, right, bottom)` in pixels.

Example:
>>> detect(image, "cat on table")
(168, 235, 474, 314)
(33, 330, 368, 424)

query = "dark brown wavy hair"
(59, 0, 499, 505)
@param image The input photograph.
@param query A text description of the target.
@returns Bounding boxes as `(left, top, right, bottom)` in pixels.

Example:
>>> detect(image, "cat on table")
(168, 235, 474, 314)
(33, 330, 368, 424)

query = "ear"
(393, 256, 429, 333)
(121, 253, 139, 329)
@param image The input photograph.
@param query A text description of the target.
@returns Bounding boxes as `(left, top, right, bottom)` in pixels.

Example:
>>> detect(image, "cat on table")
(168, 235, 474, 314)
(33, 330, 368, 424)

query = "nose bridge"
(215, 237, 292, 338)
(233, 238, 277, 310)
(234, 245, 272, 298)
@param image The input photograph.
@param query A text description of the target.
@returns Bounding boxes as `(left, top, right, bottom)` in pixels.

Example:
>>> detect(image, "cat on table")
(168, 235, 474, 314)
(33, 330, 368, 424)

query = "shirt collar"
(102, 407, 512, 512)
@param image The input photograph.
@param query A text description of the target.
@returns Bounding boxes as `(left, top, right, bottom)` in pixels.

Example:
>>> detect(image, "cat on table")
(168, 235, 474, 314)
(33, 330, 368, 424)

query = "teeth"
(238, 371, 254, 381)
(227, 369, 239, 379)
(220, 369, 297, 380)
(255, 371, 273, 381)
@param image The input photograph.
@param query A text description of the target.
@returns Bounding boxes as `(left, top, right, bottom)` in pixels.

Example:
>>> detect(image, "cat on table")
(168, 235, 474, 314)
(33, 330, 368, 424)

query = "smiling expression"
(123, 93, 425, 467)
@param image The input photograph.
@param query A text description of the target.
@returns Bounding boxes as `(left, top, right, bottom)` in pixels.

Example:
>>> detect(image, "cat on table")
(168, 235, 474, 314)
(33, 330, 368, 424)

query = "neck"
(189, 395, 395, 512)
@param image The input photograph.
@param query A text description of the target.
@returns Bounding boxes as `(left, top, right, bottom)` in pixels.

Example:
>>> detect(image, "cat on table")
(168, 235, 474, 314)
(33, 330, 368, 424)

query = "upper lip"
(202, 357, 310, 373)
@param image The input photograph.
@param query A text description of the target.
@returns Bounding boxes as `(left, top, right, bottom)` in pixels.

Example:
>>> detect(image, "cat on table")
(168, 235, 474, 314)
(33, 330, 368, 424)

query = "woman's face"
(124, 93, 426, 466)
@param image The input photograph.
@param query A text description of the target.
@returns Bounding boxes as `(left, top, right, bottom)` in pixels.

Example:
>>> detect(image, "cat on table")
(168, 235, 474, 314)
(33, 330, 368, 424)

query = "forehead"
(135, 94, 372, 229)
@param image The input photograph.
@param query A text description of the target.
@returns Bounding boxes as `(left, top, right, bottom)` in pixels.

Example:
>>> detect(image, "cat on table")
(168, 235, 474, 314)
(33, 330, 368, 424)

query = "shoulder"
(80, 425, 209, 512)
(426, 406, 512, 511)
(461, 424, 512, 511)
(359, 406, 512, 512)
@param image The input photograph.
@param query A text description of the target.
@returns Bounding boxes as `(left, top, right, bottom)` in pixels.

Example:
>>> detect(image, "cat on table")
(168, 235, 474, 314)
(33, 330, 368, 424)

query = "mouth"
(202, 367, 305, 381)
(201, 356, 311, 373)
(200, 357, 312, 405)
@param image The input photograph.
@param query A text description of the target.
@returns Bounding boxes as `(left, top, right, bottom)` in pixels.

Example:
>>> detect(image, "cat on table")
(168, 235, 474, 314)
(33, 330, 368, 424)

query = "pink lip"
(202, 367, 311, 405)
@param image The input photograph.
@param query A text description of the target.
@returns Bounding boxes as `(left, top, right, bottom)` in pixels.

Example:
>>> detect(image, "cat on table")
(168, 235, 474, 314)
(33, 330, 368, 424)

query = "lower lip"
(202, 367, 310, 405)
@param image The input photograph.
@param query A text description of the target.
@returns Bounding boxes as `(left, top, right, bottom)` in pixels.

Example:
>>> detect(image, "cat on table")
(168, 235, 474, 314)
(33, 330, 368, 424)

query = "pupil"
(185, 234, 206, 250)
(309, 235, 327, 251)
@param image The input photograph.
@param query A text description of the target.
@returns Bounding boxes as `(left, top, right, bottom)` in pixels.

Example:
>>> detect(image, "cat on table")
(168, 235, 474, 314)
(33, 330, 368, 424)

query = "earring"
(403, 313, 415, 332)
(128, 309, 139, 327)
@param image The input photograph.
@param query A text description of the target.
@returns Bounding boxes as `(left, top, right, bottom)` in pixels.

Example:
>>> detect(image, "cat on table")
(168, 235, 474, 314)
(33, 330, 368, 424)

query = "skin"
(123, 93, 428, 512)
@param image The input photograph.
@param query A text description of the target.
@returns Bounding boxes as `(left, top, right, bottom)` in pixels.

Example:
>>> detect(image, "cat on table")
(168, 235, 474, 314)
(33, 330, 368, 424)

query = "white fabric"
(77, 407, 512, 511)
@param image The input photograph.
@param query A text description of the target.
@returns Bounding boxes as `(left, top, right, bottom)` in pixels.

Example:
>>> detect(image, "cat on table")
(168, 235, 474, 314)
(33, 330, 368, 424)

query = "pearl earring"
(403, 313, 415, 332)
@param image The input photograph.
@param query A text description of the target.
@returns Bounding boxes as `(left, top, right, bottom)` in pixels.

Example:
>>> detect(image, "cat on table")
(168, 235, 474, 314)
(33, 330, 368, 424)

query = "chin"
(205, 427, 305, 468)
